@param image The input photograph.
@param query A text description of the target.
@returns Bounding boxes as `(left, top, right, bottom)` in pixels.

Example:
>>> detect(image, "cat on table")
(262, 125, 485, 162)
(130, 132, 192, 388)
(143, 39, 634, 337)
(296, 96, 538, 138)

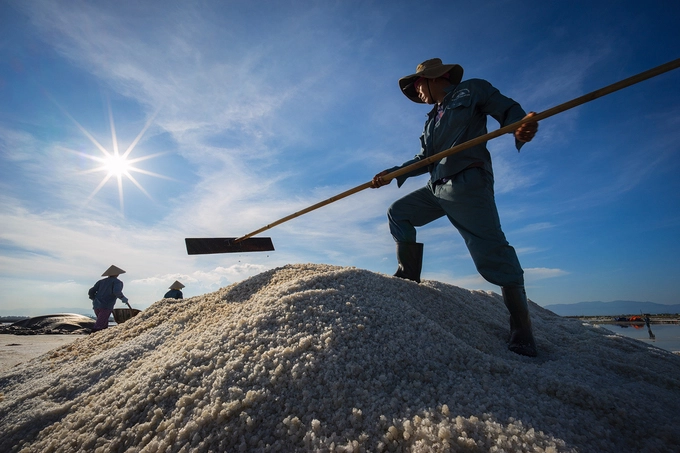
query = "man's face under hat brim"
(398, 62, 463, 103)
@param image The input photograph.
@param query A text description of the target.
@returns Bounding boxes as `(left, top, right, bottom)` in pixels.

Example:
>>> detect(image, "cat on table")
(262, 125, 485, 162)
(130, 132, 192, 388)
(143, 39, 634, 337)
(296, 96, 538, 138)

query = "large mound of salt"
(1, 264, 678, 452)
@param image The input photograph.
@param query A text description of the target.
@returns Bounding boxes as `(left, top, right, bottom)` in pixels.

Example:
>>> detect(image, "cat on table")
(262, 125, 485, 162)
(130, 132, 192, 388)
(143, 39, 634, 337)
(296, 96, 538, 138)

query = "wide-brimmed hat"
(169, 280, 185, 290)
(102, 265, 126, 277)
(398, 58, 464, 103)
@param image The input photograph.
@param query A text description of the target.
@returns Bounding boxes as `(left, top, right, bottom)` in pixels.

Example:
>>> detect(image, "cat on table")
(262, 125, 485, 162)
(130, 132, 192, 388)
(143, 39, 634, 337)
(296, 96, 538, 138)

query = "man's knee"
(387, 199, 404, 218)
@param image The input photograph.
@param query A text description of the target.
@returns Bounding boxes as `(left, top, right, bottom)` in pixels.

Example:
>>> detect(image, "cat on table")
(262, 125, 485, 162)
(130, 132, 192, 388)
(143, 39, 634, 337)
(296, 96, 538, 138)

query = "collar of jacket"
(426, 83, 460, 118)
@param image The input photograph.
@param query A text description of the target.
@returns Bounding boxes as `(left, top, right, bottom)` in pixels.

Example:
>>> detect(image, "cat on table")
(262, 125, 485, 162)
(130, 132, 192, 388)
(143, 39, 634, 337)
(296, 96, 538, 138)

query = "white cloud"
(525, 267, 569, 281)
(512, 222, 555, 234)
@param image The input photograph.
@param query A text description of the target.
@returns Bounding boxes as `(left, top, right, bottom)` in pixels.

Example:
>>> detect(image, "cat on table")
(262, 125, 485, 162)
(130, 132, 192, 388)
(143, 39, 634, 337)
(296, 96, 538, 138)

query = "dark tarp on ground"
(0, 314, 94, 335)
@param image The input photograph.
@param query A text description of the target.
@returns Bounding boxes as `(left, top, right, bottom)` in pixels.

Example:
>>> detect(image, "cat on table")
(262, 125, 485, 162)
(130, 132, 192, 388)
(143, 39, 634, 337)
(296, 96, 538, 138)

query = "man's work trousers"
(387, 167, 524, 287)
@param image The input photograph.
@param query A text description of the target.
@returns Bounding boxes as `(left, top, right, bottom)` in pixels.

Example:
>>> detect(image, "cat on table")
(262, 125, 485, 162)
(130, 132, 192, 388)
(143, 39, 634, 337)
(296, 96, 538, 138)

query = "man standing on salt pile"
(88, 265, 131, 332)
(164, 280, 185, 299)
(371, 58, 539, 357)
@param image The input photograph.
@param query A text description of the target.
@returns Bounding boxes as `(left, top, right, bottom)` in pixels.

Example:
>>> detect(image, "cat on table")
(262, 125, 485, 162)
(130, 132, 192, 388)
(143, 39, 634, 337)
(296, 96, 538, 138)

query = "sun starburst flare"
(57, 98, 174, 214)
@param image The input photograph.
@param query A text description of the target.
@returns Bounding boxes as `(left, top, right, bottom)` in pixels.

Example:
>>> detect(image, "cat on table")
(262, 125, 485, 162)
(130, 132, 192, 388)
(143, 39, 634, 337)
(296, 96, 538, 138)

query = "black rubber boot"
(394, 242, 423, 283)
(502, 286, 537, 357)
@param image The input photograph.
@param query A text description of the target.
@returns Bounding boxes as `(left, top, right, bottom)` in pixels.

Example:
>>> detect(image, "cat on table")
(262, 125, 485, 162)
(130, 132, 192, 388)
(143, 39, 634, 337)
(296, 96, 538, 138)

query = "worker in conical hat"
(164, 280, 185, 300)
(88, 265, 130, 332)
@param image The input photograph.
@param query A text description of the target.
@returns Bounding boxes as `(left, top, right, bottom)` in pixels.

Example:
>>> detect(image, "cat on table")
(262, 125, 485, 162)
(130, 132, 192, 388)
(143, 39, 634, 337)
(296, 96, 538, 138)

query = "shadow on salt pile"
(0, 313, 94, 335)
(1, 264, 679, 452)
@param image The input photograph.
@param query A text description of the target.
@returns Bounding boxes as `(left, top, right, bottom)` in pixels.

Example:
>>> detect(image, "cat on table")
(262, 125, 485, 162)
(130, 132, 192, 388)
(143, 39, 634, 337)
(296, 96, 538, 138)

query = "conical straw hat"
(169, 280, 185, 290)
(102, 265, 126, 277)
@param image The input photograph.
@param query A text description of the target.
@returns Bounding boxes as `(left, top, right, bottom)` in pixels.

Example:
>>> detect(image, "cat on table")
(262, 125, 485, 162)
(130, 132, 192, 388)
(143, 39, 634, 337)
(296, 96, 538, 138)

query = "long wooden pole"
(235, 58, 680, 242)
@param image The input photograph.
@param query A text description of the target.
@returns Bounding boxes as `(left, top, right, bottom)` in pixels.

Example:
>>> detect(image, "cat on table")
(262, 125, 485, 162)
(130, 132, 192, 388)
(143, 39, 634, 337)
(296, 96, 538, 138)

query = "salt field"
(602, 323, 680, 353)
(1, 264, 679, 452)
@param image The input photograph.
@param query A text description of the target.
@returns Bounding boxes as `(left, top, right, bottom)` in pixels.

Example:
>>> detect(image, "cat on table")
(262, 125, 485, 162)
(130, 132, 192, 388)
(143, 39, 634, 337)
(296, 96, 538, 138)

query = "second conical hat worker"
(87, 264, 131, 332)
(371, 58, 539, 357)
(164, 280, 185, 299)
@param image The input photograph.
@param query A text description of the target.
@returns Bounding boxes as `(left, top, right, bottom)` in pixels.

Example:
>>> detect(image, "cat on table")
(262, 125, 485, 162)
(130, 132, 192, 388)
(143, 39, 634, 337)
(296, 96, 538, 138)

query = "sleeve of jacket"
(477, 79, 528, 151)
(384, 132, 431, 188)
(88, 281, 99, 300)
(113, 280, 128, 304)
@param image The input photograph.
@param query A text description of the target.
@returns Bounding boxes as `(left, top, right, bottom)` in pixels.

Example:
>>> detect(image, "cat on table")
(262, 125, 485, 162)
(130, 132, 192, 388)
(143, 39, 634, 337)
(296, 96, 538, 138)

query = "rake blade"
(185, 237, 274, 255)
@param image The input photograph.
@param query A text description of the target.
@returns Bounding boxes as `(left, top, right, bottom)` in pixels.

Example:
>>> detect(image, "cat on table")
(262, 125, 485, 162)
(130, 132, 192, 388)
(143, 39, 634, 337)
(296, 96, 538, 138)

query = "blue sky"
(1, 0, 679, 316)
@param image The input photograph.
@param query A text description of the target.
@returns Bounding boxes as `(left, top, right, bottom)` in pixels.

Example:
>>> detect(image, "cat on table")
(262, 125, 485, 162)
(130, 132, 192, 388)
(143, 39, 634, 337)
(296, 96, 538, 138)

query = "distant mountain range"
(543, 300, 680, 317)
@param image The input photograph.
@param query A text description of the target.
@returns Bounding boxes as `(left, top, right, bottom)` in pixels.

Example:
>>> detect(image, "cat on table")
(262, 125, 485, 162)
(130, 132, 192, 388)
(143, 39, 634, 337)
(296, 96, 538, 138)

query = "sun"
(103, 153, 131, 177)
(58, 99, 173, 214)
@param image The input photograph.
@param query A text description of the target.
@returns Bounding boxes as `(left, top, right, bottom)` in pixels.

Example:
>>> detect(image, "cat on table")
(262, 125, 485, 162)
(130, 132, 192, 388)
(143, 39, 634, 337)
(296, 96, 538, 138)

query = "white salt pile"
(1, 264, 679, 452)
